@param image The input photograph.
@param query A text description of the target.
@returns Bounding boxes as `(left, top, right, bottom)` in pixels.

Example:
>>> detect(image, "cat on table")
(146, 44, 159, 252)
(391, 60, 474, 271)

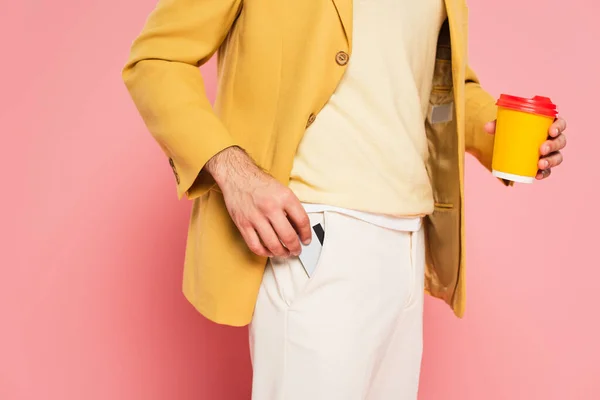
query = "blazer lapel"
(443, 0, 466, 89)
(332, 0, 352, 47)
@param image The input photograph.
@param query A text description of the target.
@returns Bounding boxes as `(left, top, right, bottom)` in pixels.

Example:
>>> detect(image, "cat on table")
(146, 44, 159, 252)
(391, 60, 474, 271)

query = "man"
(123, 0, 567, 398)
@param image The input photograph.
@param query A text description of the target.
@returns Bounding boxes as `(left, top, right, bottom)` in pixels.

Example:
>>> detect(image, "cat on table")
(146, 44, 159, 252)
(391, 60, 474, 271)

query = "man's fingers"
(540, 134, 567, 156)
(539, 152, 563, 170)
(536, 168, 552, 180)
(549, 117, 567, 137)
(240, 227, 272, 258)
(284, 199, 312, 245)
(555, 133, 567, 151)
(484, 120, 496, 135)
(268, 212, 302, 256)
(254, 219, 289, 258)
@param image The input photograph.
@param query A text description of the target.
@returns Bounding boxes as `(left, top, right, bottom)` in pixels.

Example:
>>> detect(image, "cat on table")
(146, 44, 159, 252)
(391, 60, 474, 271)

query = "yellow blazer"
(123, 0, 508, 326)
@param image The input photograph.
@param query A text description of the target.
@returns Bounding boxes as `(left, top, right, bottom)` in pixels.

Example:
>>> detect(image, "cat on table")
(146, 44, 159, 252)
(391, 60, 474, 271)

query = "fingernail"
(555, 128, 561, 135)
(543, 145, 550, 154)
(542, 160, 549, 168)
(303, 238, 311, 245)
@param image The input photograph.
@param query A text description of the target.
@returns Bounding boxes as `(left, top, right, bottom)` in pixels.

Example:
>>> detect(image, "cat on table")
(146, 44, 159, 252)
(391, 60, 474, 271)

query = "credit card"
(298, 222, 325, 277)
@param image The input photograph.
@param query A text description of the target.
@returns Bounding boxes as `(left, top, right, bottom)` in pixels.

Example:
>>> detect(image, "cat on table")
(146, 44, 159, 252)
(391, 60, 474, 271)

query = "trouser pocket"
(269, 212, 329, 308)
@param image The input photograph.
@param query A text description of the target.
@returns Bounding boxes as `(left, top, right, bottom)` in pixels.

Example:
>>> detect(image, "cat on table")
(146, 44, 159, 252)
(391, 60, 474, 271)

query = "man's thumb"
(484, 120, 496, 135)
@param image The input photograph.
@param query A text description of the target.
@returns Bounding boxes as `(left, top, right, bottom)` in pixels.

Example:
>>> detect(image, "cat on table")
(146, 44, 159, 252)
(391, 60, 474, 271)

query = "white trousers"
(250, 211, 425, 400)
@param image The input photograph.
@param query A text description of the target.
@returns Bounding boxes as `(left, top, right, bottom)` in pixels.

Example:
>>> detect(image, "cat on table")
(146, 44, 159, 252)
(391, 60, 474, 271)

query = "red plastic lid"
(496, 95, 558, 118)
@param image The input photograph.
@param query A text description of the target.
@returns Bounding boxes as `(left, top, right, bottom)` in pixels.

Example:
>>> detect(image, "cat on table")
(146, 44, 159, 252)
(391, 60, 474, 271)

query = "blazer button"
(306, 113, 316, 127)
(335, 51, 349, 66)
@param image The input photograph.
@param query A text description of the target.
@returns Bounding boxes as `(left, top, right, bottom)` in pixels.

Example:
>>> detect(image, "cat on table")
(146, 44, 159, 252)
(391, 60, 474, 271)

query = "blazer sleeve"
(464, 65, 513, 186)
(122, 0, 243, 199)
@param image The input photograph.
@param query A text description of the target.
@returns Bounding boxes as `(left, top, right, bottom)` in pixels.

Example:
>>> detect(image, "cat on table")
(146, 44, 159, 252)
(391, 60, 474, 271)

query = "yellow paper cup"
(492, 95, 558, 183)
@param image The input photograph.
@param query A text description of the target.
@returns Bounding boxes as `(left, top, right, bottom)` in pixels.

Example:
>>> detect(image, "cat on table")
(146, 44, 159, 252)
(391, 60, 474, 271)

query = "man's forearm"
(205, 146, 262, 190)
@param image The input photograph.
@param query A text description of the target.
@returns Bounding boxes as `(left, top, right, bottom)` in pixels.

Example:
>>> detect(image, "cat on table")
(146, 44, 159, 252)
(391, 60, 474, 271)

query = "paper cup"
(492, 95, 558, 183)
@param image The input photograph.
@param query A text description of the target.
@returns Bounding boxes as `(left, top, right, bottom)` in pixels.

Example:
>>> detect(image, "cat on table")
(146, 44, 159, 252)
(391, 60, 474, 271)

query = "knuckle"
(266, 208, 282, 219)
(554, 140, 562, 151)
(282, 232, 298, 246)
(298, 213, 310, 227)
(281, 188, 293, 199)
(264, 237, 281, 251)
(249, 211, 264, 223)
(285, 190, 301, 206)
(258, 198, 277, 213)
(237, 217, 252, 229)
(279, 190, 294, 205)
(229, 208, 240, 221)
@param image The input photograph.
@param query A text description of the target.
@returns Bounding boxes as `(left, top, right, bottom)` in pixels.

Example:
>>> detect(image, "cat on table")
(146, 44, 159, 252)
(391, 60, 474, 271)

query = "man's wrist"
(205, 146, 256, 188)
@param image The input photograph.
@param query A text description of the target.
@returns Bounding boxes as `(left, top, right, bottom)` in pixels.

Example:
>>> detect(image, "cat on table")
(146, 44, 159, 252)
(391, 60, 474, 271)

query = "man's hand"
(484, 117, 567, 180)
(205, 147, 311, 258)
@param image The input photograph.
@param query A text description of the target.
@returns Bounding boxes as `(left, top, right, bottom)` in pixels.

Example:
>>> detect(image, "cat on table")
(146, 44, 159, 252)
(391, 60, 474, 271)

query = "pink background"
(1, 0, 597, 399)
